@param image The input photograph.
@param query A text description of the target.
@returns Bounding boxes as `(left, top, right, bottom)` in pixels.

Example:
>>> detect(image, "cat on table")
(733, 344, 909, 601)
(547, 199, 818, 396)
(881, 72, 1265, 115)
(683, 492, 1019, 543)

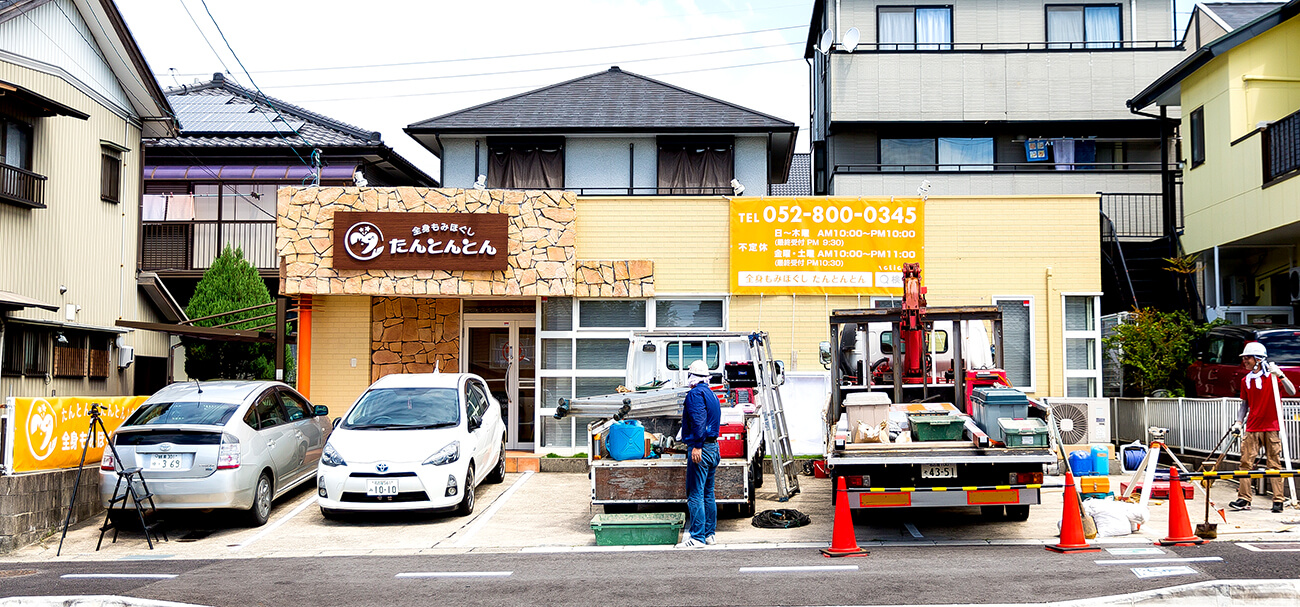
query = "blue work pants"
(685, 442, 719, 542)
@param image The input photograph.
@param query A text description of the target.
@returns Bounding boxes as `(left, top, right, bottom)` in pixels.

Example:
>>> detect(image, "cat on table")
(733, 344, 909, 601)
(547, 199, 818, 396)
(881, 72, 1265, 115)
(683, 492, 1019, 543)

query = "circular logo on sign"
(25, 399, 57, 461)
(344, 221, 384, 261)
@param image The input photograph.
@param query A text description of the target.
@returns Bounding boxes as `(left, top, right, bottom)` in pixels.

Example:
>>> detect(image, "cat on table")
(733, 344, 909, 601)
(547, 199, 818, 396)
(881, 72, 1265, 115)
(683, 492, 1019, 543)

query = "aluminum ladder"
(749, 332, 800, 501)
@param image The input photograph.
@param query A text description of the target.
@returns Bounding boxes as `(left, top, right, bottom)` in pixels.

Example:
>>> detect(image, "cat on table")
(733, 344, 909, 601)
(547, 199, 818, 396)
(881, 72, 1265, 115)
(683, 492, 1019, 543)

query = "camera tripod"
(56, 403, 163, 556)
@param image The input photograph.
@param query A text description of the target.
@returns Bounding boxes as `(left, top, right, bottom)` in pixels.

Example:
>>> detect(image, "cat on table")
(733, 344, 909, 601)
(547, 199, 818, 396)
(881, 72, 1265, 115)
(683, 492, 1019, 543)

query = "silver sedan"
(100, 380, 331, 526)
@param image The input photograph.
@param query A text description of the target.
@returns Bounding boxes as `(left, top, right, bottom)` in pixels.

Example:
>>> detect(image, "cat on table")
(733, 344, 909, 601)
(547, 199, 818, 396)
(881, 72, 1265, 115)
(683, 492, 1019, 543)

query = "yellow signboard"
(6, 396, 147, 473)
(730, 197, 925, 295)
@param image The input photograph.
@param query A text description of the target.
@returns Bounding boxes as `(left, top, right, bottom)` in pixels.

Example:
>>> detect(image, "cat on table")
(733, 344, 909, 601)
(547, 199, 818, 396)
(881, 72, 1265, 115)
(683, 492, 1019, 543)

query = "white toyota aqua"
(316, 373, 506, 518)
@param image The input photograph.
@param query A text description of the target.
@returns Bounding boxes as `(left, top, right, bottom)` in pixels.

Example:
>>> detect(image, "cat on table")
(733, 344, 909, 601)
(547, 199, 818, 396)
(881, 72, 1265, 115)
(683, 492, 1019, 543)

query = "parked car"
(100, 380, 331, 526)
(1189, 325, 1300, 397)
(316, 373, 506, 518)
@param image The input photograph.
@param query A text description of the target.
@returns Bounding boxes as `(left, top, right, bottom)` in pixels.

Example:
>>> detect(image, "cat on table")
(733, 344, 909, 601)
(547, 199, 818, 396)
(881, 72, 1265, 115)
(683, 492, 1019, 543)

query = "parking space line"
(1239, 542, 1300, 552)
(228, 495, 318, 553)
(396, 571, 512, 578)
(451, 471, 533, 547)
(1095, 557, 1223, 565)
(738, 565, 859, 574)
(61, 573, 179, 579)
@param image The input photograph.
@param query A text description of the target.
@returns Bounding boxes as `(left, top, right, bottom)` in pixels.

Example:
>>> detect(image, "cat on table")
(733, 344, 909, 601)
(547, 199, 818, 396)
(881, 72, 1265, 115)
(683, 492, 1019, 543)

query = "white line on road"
(1239, 542, 1300, 552)
(452, 470, 533, 547)
(738, 565, 859, 573)
(228, 495, 318, 552)
(396, 571, 513, 578)
(61, 573, 179, 579)
(1095, 557, 1223, 565)
(904, 523, 923, 538)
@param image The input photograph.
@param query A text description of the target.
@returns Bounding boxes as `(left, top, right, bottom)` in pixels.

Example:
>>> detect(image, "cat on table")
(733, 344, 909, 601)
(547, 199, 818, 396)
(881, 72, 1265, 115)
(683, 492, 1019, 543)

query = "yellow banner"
(7, 396, 147, 473)
(730, 197, 925, 295)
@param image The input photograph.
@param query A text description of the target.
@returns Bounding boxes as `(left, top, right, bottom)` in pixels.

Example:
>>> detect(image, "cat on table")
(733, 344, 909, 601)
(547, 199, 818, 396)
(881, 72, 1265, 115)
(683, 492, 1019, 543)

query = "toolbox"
(1120, 480, 1194, 500)
(971, 387, 1029, 438)
(996, 418, 1049, 448)
(1079, 476, 1111, 494)
(724, 361, 758, 387)
(590, 512, 685, 546)
(718, 423, 745, 458)
(845, 391, 892, 432)
(908, 412, 965, 442)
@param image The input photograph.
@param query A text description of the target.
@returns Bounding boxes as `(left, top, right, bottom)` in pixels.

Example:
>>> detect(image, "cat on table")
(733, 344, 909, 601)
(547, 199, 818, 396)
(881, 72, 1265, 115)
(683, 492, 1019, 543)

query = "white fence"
(1112, 397, 1300, 465)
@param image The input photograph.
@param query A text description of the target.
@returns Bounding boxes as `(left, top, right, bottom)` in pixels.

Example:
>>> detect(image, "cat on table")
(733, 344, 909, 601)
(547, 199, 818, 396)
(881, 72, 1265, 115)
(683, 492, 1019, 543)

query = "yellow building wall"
(575, 196, 730, 293)
(1180, 15, 1300, 254)
(308, 295, 373, 416)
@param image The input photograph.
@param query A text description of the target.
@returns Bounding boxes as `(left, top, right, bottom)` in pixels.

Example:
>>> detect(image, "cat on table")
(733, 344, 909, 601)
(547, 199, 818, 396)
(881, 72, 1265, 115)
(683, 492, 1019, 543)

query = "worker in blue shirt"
(679, 359, 721, 548)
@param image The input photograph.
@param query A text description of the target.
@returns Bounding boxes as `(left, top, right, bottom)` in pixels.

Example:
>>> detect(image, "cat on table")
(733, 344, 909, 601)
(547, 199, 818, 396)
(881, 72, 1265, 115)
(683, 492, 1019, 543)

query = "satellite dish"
(818, 29, 834, 54)
(843, 27, 860, 53)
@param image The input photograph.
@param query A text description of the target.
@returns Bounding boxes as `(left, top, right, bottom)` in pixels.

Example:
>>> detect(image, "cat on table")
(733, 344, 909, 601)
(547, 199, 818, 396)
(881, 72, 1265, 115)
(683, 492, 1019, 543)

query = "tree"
(1103, 308, 1219, 397)
(183, 246, 275, 380)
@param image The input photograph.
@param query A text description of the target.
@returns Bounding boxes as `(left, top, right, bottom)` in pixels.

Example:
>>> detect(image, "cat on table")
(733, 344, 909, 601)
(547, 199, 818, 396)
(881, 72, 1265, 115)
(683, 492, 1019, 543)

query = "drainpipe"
(298, 295, 313, 398)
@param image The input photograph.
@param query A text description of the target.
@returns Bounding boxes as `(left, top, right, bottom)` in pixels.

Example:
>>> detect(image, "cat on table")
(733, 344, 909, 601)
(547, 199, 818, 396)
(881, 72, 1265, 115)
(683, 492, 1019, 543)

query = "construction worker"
(1229, 341, 1295, 513)
(678, 359, 720, 548)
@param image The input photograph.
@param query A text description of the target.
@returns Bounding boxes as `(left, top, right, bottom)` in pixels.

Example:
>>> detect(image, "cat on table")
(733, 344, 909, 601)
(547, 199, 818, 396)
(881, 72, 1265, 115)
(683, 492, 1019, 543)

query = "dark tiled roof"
(1203, 2, 1285, 29)
(407, 66, 796, 133)
(769, 153, 810, 196)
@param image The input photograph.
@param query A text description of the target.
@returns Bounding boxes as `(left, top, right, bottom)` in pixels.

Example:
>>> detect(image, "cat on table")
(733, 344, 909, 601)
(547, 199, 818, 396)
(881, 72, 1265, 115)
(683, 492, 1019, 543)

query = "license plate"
(921, 464, 957, 479)
(149, 453, 183, 470)
(366, 479, 400, 496)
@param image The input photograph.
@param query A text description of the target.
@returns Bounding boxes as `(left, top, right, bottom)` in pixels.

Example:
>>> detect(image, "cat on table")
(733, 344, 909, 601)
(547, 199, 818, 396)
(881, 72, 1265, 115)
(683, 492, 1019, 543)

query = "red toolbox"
(718, 423, 745, 458)
(1119, 480, 1194, 500)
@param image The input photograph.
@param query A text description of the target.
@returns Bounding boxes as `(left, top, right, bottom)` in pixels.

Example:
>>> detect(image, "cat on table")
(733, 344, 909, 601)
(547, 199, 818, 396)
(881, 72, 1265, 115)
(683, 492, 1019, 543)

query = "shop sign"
(6, 396, 147, 473)
(730, 197, 925, 295)
(333, 212, 509, 271)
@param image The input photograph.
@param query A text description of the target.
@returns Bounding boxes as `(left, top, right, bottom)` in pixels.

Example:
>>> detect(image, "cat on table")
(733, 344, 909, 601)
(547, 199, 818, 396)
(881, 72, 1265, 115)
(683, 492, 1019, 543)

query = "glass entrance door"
(465, 317, 535, 450)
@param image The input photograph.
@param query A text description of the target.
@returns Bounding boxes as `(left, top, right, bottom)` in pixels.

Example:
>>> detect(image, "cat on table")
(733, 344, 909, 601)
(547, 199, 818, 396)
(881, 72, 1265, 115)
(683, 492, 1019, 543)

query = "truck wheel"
(1006, 505, 1030, 521)
(980, 506, 1005, 519)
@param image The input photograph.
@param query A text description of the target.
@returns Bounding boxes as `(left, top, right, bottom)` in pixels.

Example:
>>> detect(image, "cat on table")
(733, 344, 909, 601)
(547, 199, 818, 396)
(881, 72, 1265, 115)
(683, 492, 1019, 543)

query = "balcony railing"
(142, 220, 278, 272)
(1263, 108, 1300, 185)
(1100, 191, 1183, 239)
(834, 161, 1165, 173)
(828, 40, 1181, 53)
(0, 162, 46, 208)
(555, 187, 736, 196)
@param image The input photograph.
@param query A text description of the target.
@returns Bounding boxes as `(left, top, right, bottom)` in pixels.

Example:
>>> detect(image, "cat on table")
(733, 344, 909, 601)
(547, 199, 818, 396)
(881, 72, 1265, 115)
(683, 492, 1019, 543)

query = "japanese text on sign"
(6, 396, 147, 473)
(730, 197, 924, 295)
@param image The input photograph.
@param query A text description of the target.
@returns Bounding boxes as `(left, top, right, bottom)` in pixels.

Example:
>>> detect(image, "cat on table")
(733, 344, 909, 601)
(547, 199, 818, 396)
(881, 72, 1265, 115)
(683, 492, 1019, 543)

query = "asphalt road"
(3, 541, 1298, 606)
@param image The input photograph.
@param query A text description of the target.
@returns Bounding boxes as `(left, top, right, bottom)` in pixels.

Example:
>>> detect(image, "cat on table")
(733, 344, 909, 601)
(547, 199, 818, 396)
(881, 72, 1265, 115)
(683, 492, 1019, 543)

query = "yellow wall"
(575, 196, 731, 293)
(1180, 15, 1300, 254)
(308, 295, 373, 416)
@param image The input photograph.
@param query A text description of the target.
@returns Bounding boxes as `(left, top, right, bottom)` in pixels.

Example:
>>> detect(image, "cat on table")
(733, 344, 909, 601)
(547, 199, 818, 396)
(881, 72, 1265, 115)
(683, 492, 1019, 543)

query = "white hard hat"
(1242, 342, 1267, 358)
(687, 359, 710, 377)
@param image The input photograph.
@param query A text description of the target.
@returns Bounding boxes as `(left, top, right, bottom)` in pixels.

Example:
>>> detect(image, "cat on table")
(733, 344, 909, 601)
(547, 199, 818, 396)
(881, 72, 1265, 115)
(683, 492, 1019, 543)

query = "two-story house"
(1129, 0, 1300, 323)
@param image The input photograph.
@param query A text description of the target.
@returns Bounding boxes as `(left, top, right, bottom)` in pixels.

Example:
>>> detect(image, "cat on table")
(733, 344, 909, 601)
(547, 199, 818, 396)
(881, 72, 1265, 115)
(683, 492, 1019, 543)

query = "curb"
(0, 597, 211, 607)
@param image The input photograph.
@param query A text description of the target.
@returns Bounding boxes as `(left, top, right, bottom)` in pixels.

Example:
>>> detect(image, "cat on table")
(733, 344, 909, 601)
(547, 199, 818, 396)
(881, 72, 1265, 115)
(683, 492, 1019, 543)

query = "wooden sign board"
(332, 211, 509, 271)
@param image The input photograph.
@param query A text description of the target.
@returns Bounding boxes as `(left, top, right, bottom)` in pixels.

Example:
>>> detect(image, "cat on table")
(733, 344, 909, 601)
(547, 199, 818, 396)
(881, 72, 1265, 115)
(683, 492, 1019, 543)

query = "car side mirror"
(771, 360, 786, 386)
(819, 341, 832, 369)
(313, 405, 329, 416)
(331, 417, 341, 429)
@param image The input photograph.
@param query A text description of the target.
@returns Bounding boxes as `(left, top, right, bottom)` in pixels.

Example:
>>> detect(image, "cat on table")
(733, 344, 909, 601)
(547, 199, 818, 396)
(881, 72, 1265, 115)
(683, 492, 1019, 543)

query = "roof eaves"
(804, 1, 825, 59)
(96, 0, 177, 136)
(1197, 3, 1235, 31)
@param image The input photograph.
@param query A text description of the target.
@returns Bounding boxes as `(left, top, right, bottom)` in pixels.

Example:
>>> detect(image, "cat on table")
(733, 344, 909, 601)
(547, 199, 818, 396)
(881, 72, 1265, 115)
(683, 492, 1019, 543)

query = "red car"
(1189, 326, 1300, 397)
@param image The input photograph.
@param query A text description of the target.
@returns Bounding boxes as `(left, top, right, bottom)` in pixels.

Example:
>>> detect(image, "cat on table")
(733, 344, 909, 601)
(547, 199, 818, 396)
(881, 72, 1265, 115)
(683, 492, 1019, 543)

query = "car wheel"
(485, 442, 506, 484)
(1006, 505, 1030, 521)
(457, 464, 476, 516)
(245, 473, 273, 527)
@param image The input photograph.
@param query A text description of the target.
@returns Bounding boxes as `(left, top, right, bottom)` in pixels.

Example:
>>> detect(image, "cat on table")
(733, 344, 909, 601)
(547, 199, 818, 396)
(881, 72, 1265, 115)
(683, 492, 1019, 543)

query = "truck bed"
(829, 442, 1055, 465)
(591, 458, 749, 503)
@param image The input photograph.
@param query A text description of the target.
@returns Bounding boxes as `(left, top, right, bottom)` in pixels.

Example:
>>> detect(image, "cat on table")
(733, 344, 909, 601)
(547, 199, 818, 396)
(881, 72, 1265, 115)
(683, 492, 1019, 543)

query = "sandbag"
(1082, 499, 1147, 537)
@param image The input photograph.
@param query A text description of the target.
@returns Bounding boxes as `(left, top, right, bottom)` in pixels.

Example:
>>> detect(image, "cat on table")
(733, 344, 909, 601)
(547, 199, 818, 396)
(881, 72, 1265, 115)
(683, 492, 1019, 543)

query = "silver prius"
(100, 380, 331, 526)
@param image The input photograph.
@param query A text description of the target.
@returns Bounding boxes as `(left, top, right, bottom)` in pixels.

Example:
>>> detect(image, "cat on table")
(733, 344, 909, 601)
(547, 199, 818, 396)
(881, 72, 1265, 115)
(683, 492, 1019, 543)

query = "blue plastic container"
(1092, 445, 1110, 476)
(606, 420, 646, 461)
(1067, 450, 1093, 476)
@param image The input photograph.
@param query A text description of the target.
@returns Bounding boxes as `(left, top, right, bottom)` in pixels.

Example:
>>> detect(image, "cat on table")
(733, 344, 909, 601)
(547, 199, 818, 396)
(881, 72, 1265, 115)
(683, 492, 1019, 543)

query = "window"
(1047, 5, 1122, 49)
(878, 6, 953, 50)
(1, 325, 23, 376)
(881, 138, 935, 171)
(1, 117, 32, 170)
(2, 325, 51, 377)
(100, 148, 121, 204)
(279, 390, 310, 421)
(487, 137, 564, 189)
(882, 137, 994, 171)
(1063, 295, 1101, 397)
(253, 391, 286, 429)
(665, 341, 721, 370)
(53, 332, 87, 378)
(88, 334, 110, 378)
(657, 137, 734, 195)
(578, 300, 647, 329)
(655, 300, 724, 328)
(1189, 107, 1205, 168)
(993, 297, 1035, 391)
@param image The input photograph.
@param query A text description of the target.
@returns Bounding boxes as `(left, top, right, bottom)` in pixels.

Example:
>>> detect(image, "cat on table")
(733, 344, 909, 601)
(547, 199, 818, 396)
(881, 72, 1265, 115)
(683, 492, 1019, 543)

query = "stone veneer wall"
(371, 297, 460, 381)
(574, 260, 654, 297)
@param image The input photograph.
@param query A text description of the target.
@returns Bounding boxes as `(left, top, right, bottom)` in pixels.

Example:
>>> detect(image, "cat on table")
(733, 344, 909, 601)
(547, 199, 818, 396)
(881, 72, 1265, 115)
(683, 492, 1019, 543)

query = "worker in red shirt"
(1229, 341, 1295, 513)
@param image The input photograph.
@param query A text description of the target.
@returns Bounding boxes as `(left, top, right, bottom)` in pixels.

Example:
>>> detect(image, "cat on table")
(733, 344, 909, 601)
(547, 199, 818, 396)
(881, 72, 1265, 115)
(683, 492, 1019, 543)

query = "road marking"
(61, 573, 179, 579)
(904, 523, 923, 538)
(396, 571, 512, 578)
(1106, 547, 1165, 555)
(739, 565, 859, 573)
(1131, 566, 1197, 579)
(452, 471, 533, 547)
(1096, 557, 1223, 565)
(228, 495, 318, 553)
(1239, 542, 1300, 552)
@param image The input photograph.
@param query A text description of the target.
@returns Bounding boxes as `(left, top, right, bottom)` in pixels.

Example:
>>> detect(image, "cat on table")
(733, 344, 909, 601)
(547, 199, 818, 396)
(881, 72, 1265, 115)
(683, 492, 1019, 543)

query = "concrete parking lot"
(8, 470, 1300, 562)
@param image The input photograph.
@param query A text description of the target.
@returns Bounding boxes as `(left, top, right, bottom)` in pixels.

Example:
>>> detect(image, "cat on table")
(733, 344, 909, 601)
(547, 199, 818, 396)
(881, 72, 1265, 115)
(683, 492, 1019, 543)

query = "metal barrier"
(1112, 397, 1300, 465)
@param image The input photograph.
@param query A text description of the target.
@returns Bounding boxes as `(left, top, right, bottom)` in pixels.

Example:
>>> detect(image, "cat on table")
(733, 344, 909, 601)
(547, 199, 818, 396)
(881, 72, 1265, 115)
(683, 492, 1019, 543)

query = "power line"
(177, 0, 232, 77)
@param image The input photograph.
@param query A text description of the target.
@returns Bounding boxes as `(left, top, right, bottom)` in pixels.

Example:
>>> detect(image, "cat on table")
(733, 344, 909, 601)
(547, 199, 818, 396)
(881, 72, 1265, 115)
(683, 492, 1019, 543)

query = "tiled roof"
(407, 66, 795, 133)
(1203, 2, 1285, 29)
(769, 153, 810, 196)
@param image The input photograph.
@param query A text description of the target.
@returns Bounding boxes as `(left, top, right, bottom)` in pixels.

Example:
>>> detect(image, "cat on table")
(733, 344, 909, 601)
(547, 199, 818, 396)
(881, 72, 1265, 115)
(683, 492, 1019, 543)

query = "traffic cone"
(1158, 468, 1206, 546)
(1046, 471, 1099, 553)
(821, 477, 869, 558)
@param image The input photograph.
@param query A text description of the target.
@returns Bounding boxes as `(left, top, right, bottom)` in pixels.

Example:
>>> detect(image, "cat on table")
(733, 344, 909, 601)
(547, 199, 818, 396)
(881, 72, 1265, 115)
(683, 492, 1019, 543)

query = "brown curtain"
(657, 142, 733, 194)
(487, 143, 564, 189)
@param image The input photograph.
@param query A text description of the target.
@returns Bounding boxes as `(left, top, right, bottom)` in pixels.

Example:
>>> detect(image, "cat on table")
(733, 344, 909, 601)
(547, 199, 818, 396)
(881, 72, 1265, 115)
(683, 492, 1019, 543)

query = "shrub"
(182, 246, 277, 380)
(1103, 308, 1219, 397)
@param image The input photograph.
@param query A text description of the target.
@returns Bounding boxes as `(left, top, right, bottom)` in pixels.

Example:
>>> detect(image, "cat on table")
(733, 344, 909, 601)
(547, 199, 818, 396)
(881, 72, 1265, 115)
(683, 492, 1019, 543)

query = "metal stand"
(1119, 426, 1211, 510)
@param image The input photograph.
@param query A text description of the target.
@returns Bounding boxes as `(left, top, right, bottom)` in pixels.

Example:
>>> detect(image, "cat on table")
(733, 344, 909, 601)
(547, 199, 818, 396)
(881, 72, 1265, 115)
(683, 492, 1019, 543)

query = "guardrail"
(0, 162, 46, 208)
(828, 40, 1181, 53)
(1112, 397, 1300, 466)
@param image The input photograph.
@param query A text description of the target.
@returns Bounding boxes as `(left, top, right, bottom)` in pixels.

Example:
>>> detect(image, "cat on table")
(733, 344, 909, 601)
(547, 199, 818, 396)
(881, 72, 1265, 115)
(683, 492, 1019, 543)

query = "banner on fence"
(5, 396, 147, 473)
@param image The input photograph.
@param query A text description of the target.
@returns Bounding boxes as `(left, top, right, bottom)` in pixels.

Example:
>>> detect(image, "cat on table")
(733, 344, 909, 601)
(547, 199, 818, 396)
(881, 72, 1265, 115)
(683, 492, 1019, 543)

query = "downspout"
(1131, 0, 1137, 44)
(435, 133, 445, 186)
(298, 295, 312, 398)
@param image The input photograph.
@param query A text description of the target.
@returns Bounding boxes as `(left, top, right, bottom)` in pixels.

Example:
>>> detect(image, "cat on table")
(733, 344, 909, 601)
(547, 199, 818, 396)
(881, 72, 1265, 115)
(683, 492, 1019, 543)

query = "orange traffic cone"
(1159, 468, 1206, 546)
(1046, 471, 1099, 553)
(821, 476, 869, 558)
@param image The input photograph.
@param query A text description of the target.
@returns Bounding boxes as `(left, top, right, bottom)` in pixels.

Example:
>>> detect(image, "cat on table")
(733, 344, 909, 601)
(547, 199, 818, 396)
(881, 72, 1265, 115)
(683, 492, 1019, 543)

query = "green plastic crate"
(997, 418, 1050, 448)
(908, 412, 965, 442)
(590, 512, 685, 546)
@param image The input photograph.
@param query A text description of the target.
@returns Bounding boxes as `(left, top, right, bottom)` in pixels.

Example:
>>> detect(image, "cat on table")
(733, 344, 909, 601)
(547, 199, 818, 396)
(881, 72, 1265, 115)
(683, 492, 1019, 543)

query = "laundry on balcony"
(1025, 139, 1049, 162)
(1052, 139, 1076, 171)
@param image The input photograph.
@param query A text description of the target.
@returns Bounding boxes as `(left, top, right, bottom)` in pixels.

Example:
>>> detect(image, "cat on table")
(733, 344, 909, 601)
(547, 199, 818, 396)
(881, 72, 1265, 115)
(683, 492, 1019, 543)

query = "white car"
(316, 373, 506, 518)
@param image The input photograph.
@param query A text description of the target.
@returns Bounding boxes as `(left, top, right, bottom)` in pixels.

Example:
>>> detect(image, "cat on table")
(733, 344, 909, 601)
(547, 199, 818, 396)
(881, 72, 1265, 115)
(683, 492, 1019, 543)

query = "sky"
(115, 0, 1201, 180)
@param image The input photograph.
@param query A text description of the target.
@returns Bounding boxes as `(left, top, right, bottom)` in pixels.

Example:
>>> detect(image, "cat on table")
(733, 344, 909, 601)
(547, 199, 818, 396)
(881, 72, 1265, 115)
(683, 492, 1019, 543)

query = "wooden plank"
(332, 211, 509, 270)
(593, 463, 746, 501)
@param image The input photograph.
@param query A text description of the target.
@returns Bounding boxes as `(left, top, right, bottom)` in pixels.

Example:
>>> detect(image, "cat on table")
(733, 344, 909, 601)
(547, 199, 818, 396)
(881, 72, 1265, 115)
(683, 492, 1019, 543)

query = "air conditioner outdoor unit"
(118, 345, 134, 370)
(1289, 268, 1300, 303)
(1044, 398, 1110, 445)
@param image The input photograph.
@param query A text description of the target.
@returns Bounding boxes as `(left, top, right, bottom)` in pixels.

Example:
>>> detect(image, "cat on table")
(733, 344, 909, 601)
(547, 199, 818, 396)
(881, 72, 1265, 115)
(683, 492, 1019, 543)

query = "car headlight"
(423, 441, 460, 466)
(321, 443, 346, 467)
